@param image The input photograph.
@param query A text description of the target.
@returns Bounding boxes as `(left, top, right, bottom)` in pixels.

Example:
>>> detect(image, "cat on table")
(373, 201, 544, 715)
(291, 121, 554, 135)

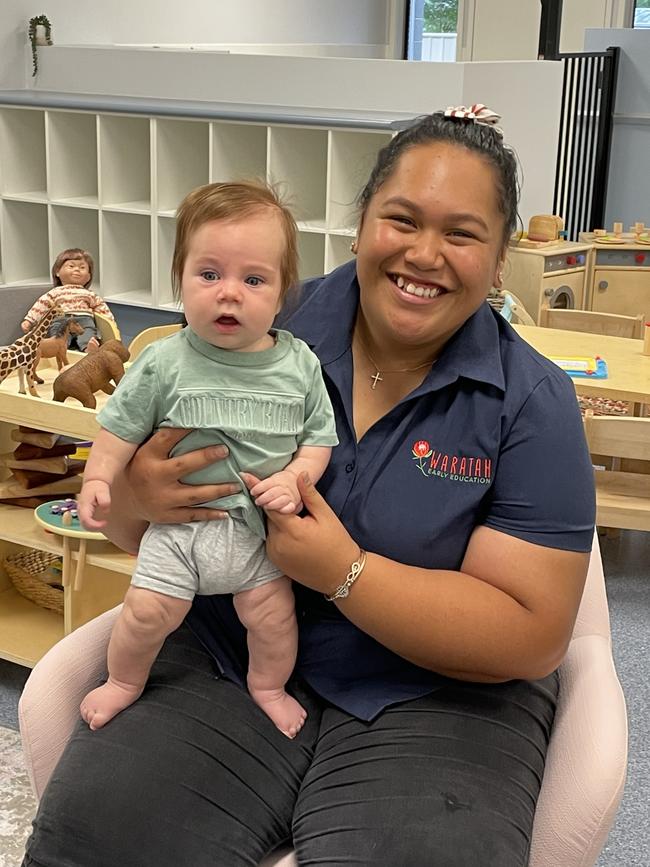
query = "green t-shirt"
(97, 327, 339, 539)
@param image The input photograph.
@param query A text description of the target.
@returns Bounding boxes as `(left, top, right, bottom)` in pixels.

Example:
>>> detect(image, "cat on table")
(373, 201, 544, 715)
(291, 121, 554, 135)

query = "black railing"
(553, 47, 619, 241)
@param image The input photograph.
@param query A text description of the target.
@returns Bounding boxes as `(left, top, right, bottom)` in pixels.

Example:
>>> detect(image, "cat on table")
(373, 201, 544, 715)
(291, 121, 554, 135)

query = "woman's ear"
(493, 249, 507, 288)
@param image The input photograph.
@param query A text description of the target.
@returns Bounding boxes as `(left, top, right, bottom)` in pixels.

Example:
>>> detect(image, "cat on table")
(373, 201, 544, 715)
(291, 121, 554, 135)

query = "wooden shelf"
(0, 587, 64, 668)
(0, 364, 102, 440)
(0, 365, 133, 666)
(0, 505, 134, 576)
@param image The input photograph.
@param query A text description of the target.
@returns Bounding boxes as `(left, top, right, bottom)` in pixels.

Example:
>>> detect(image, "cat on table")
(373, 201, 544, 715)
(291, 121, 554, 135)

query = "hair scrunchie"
(443, 104, 503, 137)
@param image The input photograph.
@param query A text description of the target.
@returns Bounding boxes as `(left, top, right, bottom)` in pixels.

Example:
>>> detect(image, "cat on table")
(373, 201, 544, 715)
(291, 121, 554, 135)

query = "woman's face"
(355, 141, 506, 354)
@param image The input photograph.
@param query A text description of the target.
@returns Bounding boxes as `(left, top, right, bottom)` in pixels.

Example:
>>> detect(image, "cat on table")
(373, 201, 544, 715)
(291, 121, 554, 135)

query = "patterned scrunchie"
(443, 104, 503, 138)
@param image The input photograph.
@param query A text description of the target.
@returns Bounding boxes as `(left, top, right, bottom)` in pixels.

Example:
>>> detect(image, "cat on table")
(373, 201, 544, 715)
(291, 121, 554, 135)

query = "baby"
(77, 181, 338, 738)
(21, 248, 116, 352)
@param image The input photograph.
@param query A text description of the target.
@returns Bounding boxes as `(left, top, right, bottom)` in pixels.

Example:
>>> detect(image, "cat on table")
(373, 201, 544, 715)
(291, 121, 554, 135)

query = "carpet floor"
(0, 725, 36, 867)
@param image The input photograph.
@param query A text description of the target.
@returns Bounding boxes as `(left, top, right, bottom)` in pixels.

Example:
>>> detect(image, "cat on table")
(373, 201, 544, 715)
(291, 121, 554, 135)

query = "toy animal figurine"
(33, 318, 85, 383)
(52, 339, 130, 409)
(0, 305, 63, 397)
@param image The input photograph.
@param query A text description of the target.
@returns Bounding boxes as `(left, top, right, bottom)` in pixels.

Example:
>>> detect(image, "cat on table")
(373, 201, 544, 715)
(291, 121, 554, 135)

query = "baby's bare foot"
(80, 680, 143, 730)
(250, 687, 307, 739)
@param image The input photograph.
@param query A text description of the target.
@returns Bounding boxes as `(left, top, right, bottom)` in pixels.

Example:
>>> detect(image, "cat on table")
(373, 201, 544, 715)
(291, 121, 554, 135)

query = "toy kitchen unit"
(579, 231, 650, 320)
(501, 240, 592, 324)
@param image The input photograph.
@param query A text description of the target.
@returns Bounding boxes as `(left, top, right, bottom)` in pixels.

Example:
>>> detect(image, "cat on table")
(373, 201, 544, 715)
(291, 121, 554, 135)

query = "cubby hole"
(211, 122, 268, 183)
(328, 130, 393, 229)
(101, 212, 152, 305)
(0, 108, 47, 199)
(155, 118, 209, 215)
(99, 115, 151, 211)
(1, 201, 49, 284)
(297, 231, 326, 281)
(156, 216, 179, 308)
(47, 111, 98, 206)
(50, 206, 101, 291)
(326, 233, 356, 274)
(268, 127, 328, 229)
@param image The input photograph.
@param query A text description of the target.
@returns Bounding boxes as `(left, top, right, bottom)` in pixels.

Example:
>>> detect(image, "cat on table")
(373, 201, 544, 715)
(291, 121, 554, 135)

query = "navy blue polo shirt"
(188, 260, 595, 720)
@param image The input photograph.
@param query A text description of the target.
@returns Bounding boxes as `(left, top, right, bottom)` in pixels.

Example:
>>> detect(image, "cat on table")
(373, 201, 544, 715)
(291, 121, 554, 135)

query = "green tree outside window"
(423, 0, 458, 34)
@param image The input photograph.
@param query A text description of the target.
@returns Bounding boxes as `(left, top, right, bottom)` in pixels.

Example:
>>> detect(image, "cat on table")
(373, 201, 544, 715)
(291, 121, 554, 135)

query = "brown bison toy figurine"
(52, 339, 130, 409)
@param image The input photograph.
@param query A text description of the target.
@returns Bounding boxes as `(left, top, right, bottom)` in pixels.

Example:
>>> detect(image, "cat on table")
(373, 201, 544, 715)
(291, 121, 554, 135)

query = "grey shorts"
(131, 519, 283, 601)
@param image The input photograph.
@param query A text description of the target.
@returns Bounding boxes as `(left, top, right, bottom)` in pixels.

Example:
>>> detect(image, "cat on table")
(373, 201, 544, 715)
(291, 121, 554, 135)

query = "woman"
(23, 108, 595, 867)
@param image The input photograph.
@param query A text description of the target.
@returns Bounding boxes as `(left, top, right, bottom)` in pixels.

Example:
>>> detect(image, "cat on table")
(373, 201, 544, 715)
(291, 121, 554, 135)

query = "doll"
(20, 248, 116, 353)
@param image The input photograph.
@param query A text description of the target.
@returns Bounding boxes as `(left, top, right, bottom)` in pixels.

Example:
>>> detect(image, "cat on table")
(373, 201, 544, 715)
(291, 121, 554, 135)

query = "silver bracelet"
(324, 549, 367, 602)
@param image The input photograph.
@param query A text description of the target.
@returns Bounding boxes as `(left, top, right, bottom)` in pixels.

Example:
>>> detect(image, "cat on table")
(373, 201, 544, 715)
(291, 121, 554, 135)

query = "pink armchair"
(19, 531, 627, 867)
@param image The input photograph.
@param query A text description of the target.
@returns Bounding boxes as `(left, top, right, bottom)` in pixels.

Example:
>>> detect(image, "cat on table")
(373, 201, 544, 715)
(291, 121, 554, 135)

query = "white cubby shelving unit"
(0, 93, 408, 311)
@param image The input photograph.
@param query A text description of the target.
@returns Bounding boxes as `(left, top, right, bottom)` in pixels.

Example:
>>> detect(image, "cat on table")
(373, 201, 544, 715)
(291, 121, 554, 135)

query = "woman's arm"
(101, 428, 240, 554)
(266, 474, 589, 683)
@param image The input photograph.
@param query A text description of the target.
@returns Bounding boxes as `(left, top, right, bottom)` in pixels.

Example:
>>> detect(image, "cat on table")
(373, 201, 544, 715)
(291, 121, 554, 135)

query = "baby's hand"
(78, 480, 112, 530)
(245, 470, 301, 514)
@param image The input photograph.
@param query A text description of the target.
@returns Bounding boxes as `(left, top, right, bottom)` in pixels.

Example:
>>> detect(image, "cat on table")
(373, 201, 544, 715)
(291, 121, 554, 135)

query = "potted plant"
(28, 15, 53, 77)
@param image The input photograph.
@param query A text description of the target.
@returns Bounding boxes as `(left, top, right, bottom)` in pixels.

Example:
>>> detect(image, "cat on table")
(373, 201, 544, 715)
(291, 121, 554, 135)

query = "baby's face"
(181, 211, 285, 353)
(57, 258, 90, 286)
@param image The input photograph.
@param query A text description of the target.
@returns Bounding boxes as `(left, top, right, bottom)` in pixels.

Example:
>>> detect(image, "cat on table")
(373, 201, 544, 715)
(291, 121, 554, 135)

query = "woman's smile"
(388, 272, 450, 300)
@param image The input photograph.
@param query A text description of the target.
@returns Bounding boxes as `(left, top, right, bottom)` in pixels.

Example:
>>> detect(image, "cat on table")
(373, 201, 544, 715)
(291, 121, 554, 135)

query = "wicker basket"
(3, 550, 64, 614)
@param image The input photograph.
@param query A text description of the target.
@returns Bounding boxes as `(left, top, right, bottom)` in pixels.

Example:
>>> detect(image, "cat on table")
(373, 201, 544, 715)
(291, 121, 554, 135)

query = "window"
(406, 0, 459, 62)
(634, 0, 650, 28)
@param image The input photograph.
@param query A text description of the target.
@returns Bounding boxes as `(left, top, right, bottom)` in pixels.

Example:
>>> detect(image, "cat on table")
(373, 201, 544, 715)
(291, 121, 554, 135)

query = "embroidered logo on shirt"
(412, 440, 492, 484)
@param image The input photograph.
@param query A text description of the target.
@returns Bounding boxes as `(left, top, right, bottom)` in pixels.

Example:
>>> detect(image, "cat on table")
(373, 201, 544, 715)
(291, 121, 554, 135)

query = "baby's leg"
(233, 576, 306, 738)
(81, 586, 191, 730)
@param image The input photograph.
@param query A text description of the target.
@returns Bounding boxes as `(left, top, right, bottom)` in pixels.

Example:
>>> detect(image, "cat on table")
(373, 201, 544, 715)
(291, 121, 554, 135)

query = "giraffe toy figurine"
(0, 305, 63, 397)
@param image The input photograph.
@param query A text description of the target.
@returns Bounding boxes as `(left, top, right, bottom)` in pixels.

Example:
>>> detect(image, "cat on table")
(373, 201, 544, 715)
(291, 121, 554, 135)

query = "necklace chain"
(356, 335, 434, 390)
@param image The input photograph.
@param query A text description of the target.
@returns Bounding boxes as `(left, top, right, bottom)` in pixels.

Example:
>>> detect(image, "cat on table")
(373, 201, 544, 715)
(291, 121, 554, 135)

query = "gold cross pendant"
(370, 371, 383, 389)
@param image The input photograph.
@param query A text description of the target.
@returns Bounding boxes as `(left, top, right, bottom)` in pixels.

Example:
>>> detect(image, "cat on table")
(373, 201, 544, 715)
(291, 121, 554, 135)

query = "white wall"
(584, 28, 650, 229)
(460, 0, 634, 61)
(463, 1, 540, 61)
(0, 0, 636, 86)
(0, 1, 31, 88)
(560, 0, 633, 53)
(15, 0, 393, 48)
(0, 0, 405, 88)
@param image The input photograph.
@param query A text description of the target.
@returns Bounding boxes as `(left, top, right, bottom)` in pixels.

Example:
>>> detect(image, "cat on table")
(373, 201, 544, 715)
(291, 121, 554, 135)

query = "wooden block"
(10, 427, 59, 448)
(9, 462, 84, 490)
(13, 442, 77, 460)
(0, 453, 70, 474)
(0, 473, 83, 499)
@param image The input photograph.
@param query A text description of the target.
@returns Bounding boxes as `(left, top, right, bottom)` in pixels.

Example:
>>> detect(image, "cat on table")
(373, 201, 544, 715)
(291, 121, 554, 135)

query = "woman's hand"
(123, 428, 239, 524)
(254, 472, 360, 595)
